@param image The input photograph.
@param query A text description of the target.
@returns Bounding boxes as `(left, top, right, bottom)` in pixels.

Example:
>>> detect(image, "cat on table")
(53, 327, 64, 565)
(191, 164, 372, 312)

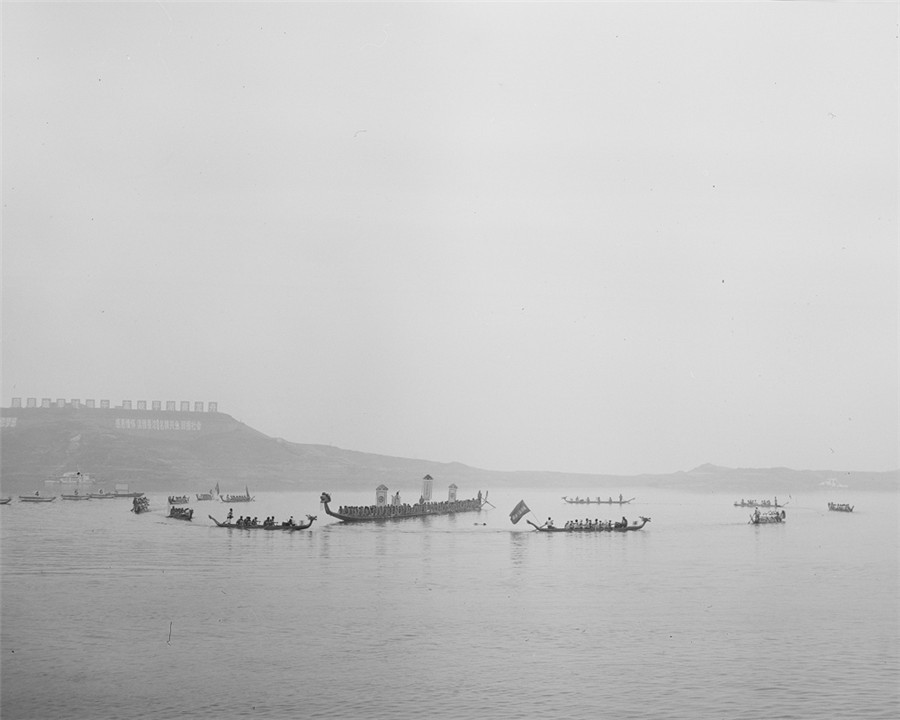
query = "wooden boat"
(168, 495, 190, 505)
(90, 490, 118, 499)
(561, 496, 635, 505)
(827, 502, 854, 513)
(168, 507, 194, 521)
(208, 514, 316, 531)
(219, 486, 254, 503)
(61, 492, 92, 501)
(527, 517, 651, 532)
(0, 497, 12, 505)
(195, 492, 214, 501)
(749, 509, 786, 524)
(734, 498, 787, 508)
(320, 491, 486, 523)
(19, 494, 56, 503)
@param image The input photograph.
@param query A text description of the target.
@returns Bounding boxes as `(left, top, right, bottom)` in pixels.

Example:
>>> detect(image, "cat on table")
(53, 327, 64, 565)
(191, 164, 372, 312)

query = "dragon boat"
(320, 490, 486, 523)
(749, 509, 786, 524)
(827, 502, 854, 513)
(526, 516, 651, 532)
(168, 495, 190, 505)
(561, 496, 635, 505)
(168, 507, 194, 521)
(208, 514, 316, 531)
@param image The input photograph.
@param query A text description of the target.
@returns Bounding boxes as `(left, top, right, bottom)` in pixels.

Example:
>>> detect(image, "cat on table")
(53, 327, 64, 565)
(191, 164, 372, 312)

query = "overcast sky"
(2, 2, 897, 475)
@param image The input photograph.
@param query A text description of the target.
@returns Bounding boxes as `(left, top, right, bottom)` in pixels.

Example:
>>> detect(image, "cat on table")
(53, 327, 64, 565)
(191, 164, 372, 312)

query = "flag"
(215, 482, 220, 496)
(509, 500, 530, 525)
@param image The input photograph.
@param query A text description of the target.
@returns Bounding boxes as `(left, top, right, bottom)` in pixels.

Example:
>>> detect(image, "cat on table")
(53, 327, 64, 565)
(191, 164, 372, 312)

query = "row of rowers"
(544, 517, 633, 530)
(224, 509, 300, 527)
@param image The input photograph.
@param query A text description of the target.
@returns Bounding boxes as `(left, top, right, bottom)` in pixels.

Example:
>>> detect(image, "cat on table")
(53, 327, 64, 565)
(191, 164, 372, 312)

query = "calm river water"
(1, 487, 897, 719)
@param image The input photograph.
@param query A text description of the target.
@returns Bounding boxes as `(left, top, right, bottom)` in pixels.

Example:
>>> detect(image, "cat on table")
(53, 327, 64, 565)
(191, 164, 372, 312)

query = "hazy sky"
(2, 2, 897, 475)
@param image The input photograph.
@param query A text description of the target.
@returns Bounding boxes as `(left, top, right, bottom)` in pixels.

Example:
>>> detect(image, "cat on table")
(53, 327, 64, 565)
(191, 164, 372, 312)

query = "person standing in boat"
(619, 494, 623, 503)
(227, 508, 234, 521)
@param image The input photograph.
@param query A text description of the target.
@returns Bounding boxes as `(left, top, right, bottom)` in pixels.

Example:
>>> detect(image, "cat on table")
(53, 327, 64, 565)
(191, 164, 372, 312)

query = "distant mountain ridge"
(0, 406, 896, 494)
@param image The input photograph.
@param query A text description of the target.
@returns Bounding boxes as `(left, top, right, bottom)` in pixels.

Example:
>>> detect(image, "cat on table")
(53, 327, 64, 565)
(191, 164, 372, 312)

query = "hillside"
(1, 406, 897, 494)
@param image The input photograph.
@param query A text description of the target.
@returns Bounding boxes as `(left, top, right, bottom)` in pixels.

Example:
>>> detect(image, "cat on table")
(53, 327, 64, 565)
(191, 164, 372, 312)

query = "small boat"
(19, 493, 56, 503)
(561, 496, 635, 505)
(320, 491, 486, 523)
(219, 486, 254, 503)
(90, 490, 118, 499)
(827, 502, 854, 513)
(0, 497, 12, 505)
(131, 497, 151, 514)
(734, 498, 788, 508)
(61, 492, 91, 501)
(527, 517, 651, 532)
(168, 495, 190, 505)
(168, 506, 194, 521)
(208, 514, 317, 531)
(195, 492, 215, 501)
(749, 509, 786, 524)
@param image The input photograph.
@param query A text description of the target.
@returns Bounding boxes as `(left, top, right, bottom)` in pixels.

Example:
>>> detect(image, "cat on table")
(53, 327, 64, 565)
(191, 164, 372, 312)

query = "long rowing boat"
(320, 491, 485, 523)
(749, 509, 786, 525)
(526, 517, 651, 533)
(561, 496, 635, 505)
(827, 502, 854, 513)
(208, 515, 316, 531)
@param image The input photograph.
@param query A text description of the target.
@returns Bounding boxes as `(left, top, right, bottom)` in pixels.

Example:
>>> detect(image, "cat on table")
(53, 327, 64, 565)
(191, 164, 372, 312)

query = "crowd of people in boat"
(168, 495, 189, 504)
(735, 498, 782, 507)
(224, 509, 299, 527)
(168, 506, 193, 520)
(336, 493, 483, 519)
(543, 516, 634, 531)
(131, 496, 150, 513)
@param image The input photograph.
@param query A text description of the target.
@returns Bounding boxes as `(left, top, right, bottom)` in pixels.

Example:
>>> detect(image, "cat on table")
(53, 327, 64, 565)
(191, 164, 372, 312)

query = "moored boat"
(527, 516, 651, 532)
(208, 514, 316, 531)
(19, 493, 56, 503)
(749, 509, 786, 524)
(827, 502, 854, 513)
(320, 489, 486, 523)
(90, 489, 117, 499)
(562, 495, 635, 505)
(113, 484, 144, 498)
(61, 491, 91, 501)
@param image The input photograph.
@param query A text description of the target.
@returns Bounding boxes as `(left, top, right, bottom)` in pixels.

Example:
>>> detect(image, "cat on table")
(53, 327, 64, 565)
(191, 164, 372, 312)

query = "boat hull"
(527, 518, 650, 532)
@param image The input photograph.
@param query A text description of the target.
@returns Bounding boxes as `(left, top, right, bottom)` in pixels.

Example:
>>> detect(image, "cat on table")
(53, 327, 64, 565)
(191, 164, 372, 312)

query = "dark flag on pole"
(509, 500, 530, 525)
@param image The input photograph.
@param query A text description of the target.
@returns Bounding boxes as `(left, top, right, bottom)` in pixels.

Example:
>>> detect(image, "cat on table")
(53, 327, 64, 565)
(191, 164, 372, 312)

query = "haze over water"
(2, 487, 897, 720)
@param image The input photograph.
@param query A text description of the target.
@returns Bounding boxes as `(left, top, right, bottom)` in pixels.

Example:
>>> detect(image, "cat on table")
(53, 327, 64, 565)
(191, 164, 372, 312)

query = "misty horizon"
(2, 3, 897, 477)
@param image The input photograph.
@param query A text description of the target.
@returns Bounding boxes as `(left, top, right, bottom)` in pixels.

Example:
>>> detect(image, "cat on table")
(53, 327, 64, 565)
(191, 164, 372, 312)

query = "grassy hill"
(1, 406, 896, 495)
